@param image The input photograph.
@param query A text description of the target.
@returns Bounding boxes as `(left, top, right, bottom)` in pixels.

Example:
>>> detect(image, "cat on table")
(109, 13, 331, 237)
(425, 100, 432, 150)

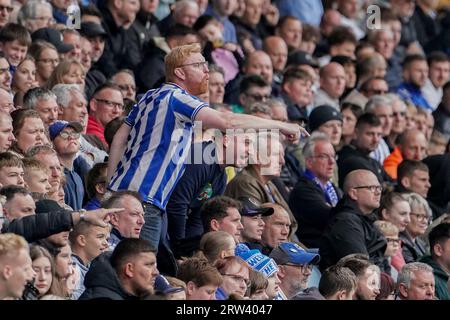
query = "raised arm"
(107, 123, 131, 183)
(195, 107, 309, 142)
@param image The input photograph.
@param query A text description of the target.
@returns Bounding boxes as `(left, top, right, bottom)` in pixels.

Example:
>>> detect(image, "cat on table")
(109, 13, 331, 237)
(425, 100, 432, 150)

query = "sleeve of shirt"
(171, 90, 207, 122)
(124, 101, 140, 127)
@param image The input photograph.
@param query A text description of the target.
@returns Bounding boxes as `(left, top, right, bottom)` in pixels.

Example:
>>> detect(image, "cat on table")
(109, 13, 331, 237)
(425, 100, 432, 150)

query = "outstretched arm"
(195, 107, 309, 142)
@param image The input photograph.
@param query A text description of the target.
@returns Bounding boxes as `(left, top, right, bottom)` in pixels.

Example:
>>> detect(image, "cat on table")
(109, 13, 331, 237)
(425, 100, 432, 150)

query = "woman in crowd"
(10, 109, 49, 157)
(400, 193, 432, 263)
(29, 41, 59, 87)
(30, 245, 64, 299)
(46, 59, 86, 91)
(11, 56, 38, 95)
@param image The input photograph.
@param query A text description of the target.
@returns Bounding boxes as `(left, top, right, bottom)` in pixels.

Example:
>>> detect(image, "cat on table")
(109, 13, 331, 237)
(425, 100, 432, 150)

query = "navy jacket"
(79, 252, 138, 300)
(166, 142, 227, 242)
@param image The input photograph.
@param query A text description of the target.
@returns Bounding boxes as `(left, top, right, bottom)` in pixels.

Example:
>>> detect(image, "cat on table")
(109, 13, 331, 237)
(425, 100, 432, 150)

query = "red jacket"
(86, 115, 107, 149)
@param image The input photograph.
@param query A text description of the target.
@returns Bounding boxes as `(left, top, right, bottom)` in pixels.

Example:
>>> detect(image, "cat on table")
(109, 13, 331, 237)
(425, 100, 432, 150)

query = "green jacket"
(419, 255, 450, 300)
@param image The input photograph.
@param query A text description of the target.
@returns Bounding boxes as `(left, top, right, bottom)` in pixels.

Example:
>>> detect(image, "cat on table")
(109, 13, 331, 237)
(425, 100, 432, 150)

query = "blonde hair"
(165, 43, 201, 82)
(46, 59, 85, 90)
(374, 220, 399, 237)
(166, 276, 187, 290)
(0, 233, 28, 259)
(197, 231, 235, 263)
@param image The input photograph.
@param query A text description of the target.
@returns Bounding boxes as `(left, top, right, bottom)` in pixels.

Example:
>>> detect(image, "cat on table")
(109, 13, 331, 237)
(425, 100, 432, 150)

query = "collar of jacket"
(136, 10, 158, 25)
(333, 195, 377, 220)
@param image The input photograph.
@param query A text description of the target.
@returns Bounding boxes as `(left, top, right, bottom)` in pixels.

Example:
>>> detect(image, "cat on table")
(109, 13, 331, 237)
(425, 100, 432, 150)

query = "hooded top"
(79, 252, 138, 300)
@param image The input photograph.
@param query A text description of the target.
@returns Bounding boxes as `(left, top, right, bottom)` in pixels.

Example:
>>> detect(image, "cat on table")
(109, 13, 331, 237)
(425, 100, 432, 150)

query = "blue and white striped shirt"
(109, 83, 207, 210)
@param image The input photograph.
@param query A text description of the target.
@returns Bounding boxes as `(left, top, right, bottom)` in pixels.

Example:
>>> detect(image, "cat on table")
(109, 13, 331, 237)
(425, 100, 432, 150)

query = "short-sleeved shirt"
(109, 83, 207, 210)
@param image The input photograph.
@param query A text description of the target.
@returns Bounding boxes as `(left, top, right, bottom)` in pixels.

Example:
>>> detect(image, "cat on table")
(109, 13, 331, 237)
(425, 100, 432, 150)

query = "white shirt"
(422, 78, 443, 111)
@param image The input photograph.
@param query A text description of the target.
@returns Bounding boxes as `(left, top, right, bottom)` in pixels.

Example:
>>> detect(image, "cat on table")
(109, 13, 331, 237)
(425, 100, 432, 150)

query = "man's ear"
(77, 234, 86, 247)
(186, 281, 196, 296)
(57, 105, 64, 116)
(336, 289, 349, 300)
(347, 188, 358, 201)
(401, 176, 411, 189)
(124, 262, 134, 278)
(3, 207, 11, 221)
(398, 283, 408, 298)
(174, 67, 185, 81)
(110, 213, 119, 226)
(433, 242, 443, 258)
(210, 219, 220, 231)
(89, 99, 97, 113)
(277, 265, 286, 280)
(2, 265, 12, 280)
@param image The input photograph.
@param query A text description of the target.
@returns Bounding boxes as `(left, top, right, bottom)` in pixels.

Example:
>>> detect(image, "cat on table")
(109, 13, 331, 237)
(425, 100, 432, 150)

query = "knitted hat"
(235, 243, 278, 278)
(308, 104, 343, 133)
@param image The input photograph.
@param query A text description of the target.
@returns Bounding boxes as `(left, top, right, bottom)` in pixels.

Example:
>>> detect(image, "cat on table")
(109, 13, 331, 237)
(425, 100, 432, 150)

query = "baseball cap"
(79, 22, 107, 39)
(31, 28, 74, 54)
(48, 120, 83, 141)
(239, 197, 274, 217)
(154, 275, 185, 295)
(308, 104, 343, 133)
(287, 50, 320, 68)
(270, 242, 320, 265)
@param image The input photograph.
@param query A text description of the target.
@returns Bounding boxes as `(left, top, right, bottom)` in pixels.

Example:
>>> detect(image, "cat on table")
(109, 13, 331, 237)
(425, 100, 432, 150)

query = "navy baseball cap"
(48, 120, 83, 141)
(270, 242, 320, 265)
(154, 275, 185, 295)
(239, 197, 274, 217)
(31, 28, 74, 54)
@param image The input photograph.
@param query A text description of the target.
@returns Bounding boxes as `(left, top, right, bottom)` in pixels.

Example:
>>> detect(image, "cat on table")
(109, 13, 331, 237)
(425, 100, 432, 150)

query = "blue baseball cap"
(270, 242, 320, 265)
(48, 120, 83, 141)
(154, 275, 185, 295)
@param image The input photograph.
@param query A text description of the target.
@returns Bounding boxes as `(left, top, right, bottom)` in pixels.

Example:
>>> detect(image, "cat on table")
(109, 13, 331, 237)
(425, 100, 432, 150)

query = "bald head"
(320, 62, 346, 98)
(321, 9, 341, 36)
(244, 51, 273, 84)
(343, 169, 378, 193)
(263, 36, 288, 73)
(399, 130, 428, 161)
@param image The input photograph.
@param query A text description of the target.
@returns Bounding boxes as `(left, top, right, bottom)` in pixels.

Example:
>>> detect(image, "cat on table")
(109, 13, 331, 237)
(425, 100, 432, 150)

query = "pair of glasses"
(222, 274, 251, 287)
(0, 5, 13, 12)
(177, 61, 208, 69)
(410, 212, 431, 223)
(94, 98, 124, 110)
(59, 131, 81, 140)
(313, 154, 336, 162)
(353, 185, 383, 193)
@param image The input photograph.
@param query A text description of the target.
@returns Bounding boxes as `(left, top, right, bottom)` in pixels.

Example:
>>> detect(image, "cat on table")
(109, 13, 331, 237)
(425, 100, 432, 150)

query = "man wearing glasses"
(319, 169, 388, 272)
(270, 242, 321, 300)
(87, 82, 124, 149)
(49, 120, 85, 210)
(108, 43, 304, 255)
(0, 0, 12, 29)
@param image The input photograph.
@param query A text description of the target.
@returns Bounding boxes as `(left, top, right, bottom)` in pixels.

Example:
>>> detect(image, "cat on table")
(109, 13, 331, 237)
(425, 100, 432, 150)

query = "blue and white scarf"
(304, 169, 339, 207)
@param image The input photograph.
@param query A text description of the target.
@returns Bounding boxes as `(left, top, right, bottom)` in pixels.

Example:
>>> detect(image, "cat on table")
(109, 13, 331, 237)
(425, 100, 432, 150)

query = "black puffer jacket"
(319, 196, 387, 271)
(1, 209, 73, 243)
(79, 252, 138, 300)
